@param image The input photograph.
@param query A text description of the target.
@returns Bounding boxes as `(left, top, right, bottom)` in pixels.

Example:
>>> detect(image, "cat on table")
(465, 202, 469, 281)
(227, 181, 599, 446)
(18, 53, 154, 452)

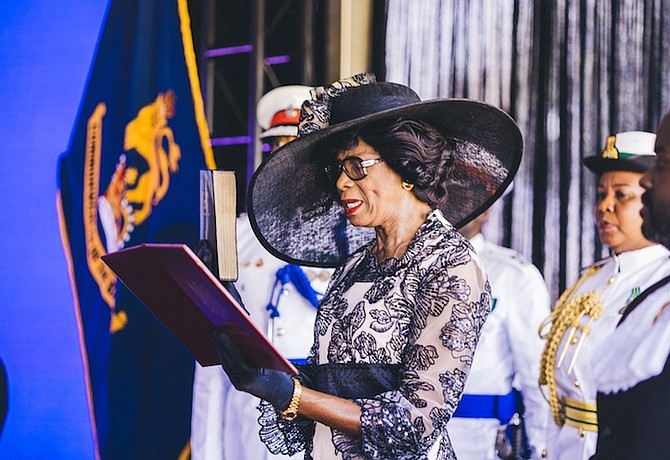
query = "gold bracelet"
(280, 377, 302, 421)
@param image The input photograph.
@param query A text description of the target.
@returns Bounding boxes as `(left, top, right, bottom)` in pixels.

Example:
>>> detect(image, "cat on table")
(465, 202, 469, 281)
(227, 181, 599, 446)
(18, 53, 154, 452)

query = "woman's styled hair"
(317, 118, 456, 208)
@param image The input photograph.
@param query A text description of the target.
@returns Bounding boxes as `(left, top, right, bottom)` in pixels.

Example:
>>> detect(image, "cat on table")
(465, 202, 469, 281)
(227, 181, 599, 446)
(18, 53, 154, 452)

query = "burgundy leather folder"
(101, 243, 298, 373)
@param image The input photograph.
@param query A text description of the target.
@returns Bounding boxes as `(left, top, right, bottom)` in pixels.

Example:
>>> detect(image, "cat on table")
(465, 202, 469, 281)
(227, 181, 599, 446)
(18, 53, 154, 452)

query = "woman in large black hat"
(539, 131, 670, 460)
(212, 73, 522, 459)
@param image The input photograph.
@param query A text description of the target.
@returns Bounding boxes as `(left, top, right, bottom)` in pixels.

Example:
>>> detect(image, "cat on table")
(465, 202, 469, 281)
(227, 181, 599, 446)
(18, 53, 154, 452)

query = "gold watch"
(280, 377, 302, 421)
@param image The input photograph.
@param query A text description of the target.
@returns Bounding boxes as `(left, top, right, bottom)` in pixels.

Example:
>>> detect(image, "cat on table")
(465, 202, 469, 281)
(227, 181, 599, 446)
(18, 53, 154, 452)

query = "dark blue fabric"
(57, 0, 209, 456)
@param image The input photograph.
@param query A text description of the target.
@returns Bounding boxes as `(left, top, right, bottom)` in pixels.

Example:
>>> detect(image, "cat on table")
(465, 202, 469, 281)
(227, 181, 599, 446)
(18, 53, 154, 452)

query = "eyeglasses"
(324, 157, 384, 183)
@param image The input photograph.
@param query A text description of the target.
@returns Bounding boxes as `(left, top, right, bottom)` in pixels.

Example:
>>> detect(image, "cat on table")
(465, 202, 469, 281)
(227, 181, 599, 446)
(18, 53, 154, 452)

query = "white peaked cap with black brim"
(257, 85, 312, 139)
(584, 130, 657, 174)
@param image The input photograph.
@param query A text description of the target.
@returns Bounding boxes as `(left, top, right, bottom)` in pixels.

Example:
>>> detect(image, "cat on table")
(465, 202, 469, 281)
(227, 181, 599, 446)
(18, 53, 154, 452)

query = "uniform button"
(574, 379, 581, 387)
(608, 276, 615, 284)
(541, 448, 548, 458)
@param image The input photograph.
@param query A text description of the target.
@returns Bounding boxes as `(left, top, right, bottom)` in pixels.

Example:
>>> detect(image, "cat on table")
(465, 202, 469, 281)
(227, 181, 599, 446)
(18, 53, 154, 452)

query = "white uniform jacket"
(541, 244, 670, 460)
(448, 233, 551, 460)
(593, 254, 670, 393)
(191, 214, 332, 460)
(591, 259, 670, 459)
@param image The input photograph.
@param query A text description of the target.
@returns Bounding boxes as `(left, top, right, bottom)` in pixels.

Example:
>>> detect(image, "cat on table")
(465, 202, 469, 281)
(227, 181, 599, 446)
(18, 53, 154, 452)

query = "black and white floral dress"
(259, 209, 491, 459)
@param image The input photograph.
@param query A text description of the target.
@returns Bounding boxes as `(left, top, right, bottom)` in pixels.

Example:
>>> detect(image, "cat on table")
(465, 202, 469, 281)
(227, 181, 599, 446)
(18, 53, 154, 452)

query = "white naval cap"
(610, 130, 656, 156)
(584, 130, 657, 173)
(256, 85, 312, 139)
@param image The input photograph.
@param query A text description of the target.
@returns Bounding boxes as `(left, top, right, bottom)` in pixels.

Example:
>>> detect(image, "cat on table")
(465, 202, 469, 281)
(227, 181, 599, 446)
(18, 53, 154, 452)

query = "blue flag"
(57, 0, 215, 457)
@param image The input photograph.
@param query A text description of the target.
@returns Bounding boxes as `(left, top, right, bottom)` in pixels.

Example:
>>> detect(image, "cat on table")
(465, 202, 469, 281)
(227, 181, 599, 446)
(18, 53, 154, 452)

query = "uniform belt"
(453, 391, 518, 424)
(562, 396, 598, 432)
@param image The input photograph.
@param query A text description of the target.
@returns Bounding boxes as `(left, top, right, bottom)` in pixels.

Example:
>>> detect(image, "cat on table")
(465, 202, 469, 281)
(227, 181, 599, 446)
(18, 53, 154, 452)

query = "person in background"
(256, 86, 310, 152)
(190, 85, 334, 460)
(590, 112, 670, 459)
(453, 203, 550, 459)
(538, 131, 670, 460)
(211, 74, 522, 459)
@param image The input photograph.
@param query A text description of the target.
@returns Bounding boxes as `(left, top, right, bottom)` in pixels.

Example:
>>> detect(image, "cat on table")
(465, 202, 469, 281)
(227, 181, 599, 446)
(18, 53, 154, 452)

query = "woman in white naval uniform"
(538, 130, 670, 460)
(450, 208, 551, 460)
(590, 112, 670, 460)
(190, 85, 334, 460)
(191, 213, 332, 460)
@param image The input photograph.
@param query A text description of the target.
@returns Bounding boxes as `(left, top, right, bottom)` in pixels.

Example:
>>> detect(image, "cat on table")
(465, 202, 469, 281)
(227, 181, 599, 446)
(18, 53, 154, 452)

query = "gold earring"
(401, 181, 414, 191)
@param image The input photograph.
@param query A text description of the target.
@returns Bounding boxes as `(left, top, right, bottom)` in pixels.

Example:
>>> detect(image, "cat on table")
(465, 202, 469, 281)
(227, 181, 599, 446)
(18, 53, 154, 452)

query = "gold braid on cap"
(538, 265, 602, 426)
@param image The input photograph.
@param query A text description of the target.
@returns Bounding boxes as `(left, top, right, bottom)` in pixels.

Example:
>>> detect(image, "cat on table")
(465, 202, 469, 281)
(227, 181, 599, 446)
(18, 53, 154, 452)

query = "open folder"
(101, 243, 298, 374)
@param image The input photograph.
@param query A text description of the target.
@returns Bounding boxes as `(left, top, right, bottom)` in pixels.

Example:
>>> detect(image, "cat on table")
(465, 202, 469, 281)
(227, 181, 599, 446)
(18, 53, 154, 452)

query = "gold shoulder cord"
(538, 266, 602, 426)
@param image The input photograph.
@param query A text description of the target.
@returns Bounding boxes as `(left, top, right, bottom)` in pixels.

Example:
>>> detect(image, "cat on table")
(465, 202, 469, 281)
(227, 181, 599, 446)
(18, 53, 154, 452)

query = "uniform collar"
(612, 244, 670, 275)
(468, 233, 486, 253)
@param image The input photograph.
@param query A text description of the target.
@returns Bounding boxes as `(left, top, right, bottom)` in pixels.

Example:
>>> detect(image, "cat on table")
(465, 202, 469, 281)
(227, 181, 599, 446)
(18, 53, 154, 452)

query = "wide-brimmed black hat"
(584, 130, 657, 174)
(247, 74, 523, 267)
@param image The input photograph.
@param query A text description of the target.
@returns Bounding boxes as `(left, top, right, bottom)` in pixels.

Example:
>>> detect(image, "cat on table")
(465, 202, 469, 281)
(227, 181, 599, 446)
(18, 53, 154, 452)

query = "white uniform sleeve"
(191, 363, 227, 460)
(506, 263, 551, 456)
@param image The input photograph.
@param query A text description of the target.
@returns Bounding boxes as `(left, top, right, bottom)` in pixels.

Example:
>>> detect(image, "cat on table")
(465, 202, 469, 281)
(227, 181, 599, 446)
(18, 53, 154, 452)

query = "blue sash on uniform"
(453, 391, 518, 424)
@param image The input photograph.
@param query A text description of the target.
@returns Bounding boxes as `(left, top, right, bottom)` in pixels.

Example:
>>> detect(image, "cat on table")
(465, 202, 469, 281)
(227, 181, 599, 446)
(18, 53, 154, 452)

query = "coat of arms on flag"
(57, 0, 215, 457)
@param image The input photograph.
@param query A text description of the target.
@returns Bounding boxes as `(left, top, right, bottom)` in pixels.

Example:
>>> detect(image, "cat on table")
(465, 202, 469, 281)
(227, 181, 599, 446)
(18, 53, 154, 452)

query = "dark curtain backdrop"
(385, 0, 670, 300)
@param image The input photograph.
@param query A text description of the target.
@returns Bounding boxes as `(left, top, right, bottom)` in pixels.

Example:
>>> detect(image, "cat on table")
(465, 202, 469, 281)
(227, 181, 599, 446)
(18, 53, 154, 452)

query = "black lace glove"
(211, 330, 295, 410)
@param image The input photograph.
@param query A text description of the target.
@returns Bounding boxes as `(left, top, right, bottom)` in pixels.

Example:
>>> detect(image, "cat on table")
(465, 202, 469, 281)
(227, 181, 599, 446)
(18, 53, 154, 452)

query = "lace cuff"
(257, 400, 314, 456)
(358, 393, 429, 459)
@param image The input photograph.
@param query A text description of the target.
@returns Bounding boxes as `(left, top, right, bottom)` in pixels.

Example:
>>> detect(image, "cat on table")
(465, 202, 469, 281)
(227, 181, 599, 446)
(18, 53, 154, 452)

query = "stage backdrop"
(386, 0, 670, 300)
(0, 1, 107, 458)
